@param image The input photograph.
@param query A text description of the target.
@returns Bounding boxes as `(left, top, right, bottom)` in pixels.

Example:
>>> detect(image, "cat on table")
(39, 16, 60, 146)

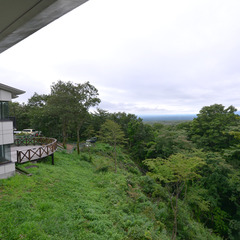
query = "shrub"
(80, 153, 92, 163)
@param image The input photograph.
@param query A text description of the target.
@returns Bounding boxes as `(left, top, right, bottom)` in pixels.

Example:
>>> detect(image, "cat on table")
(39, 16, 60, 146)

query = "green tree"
(98, 120, 126, 172)
(146, 126, 193, 159)
(47, 81, 77, 147)
(9, 102, 30, 130)
(127, 118, 154, 161)
(91, 108, 110, 133)
(110, 112, 139, 136)
(198, 152, 240, 238)
(46, 81, 100, 148)
(144, 152, 205, 240)
(189, 104, 238, 151)
(28, 92, 48, 107)
(71, 82, 100, 154)
(223, 122, 240, 168)
(27, 93, 59, 137)
(100, 112, 154, 161)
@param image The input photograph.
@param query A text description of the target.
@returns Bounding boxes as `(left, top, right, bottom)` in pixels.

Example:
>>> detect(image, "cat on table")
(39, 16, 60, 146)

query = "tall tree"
(197, 152, 240, 238)
(47, 81, 100, 148)
(47, 81, 77, 147)
(98, 120, 126, 172)
(189, 104, 239, 151)
(146, 126, 193, 159)
(144, 152, 205, 240)
(72, 82, 100, 154)
(9, 102, 30, 130)
(27, 93, 59, 137)
(28, 92, 48, 107)
(109, 112, 155, 161)
(127, 119, 154, 161)
(91, 108, 110, 133)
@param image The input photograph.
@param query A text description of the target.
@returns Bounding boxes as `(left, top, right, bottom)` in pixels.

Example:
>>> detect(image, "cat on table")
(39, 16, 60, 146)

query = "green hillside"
(0, 144, 221, 240)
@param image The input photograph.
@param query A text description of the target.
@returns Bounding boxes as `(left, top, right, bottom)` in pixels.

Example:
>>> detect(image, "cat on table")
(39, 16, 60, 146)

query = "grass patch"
(0, 147, 168, 240)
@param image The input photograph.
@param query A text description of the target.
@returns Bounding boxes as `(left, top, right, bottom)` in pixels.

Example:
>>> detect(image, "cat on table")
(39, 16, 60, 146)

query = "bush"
(139, 175, 157, 195)
(80, 153, 92, 163)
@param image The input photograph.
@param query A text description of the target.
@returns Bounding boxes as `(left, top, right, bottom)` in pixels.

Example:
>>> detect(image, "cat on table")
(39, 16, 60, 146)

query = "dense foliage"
(189, 104, 239, 151)
(8, 82, 240, 239)
(0, 146, 221, 240)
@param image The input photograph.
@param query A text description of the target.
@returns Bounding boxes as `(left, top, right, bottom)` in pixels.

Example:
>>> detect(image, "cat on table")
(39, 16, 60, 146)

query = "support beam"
(51, 153, 54, 165)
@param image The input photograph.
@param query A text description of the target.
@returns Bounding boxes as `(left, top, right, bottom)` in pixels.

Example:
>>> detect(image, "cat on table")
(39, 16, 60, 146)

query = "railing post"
(51, 154, 54, 165)
(17, 151, 20, 163)
(28, 150, 30, 161)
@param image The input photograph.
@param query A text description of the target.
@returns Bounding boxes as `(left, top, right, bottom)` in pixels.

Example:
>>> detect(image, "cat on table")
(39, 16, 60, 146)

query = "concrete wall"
(0, 90, 11, 101)
(0, 162, 15, 179)
(0, 86, 24, 179)
(0, 121, 15, 179)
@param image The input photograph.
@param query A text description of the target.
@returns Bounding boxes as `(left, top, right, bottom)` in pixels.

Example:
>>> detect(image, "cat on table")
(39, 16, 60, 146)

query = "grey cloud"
(1, 0, 240, 114)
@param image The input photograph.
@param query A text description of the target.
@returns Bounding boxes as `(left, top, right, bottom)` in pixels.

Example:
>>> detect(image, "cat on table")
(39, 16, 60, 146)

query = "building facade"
(0, 84, 24, 179)
(0, 1, 89, 178)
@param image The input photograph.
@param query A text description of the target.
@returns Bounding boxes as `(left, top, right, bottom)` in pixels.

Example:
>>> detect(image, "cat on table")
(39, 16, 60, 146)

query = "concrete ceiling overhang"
(0, 83, 25, 98)
(0, 0, 89, 54)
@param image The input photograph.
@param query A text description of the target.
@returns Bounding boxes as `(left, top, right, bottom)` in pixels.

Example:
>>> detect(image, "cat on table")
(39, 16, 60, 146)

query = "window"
(0, 145, 11, 164)
(0, 102, 9, 120)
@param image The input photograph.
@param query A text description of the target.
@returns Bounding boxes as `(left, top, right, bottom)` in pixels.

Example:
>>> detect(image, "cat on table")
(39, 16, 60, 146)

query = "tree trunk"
(77, 125, 80, 155)
(171, 184, 181, 240)
(171, 197, 178, 240)
(114, 140, 117, 173)
(62, 120, 67, 148)
(76, 118, 85, 155)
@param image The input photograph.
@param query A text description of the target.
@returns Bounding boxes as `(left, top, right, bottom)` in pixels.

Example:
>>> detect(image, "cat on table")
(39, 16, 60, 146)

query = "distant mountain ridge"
(139, 114, 197, 122)
(140, 111, 240, 122)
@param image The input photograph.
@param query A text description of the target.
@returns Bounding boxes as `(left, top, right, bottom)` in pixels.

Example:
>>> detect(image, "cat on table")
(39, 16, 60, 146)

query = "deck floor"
(11, 145, 47, 163)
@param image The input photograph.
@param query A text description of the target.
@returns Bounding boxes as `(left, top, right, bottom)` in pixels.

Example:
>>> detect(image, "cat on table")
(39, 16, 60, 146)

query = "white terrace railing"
(14, 137, 57, 164)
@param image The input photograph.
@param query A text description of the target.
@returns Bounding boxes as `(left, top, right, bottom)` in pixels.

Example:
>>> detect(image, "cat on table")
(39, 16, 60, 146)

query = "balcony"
(11, 137, 57, 164)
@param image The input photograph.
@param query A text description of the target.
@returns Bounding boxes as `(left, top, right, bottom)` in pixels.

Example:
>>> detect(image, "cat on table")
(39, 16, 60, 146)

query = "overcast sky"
(0, 0, 240, 115)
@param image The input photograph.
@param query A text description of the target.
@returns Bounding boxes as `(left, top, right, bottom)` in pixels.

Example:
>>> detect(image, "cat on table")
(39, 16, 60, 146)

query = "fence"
(15, 137, 57, 164)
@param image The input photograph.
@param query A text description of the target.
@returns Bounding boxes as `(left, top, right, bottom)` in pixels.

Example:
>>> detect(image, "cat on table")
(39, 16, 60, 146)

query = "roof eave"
(0, 0, 89, 54)
(0, 83, 25, 98)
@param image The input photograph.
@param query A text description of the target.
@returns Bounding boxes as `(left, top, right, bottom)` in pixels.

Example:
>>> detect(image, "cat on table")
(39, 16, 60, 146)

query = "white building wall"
(0, 162, 15, 179)
(0, 90, 11, 101)
(0, 120, 14, 179)
(0, 84, 24, 179)
(0, 121, 14, 145)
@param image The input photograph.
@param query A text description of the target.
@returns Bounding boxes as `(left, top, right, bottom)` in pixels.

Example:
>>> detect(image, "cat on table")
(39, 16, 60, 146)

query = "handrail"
(15, 137, 55, 146)
(15, 137, 57, 163)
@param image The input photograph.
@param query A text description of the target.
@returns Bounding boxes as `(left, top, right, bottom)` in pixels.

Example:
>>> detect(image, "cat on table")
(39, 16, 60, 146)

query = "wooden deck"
(12, 137, 57, 164)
